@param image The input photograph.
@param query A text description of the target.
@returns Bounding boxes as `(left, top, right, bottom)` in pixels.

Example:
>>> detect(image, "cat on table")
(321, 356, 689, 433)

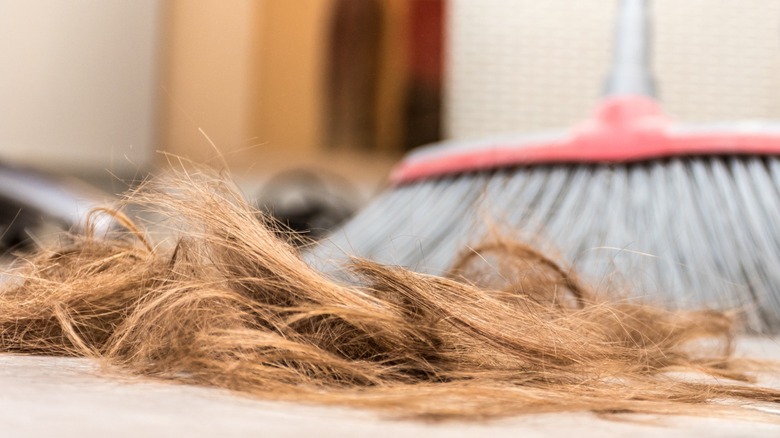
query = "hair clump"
(1, 171, 779, 421)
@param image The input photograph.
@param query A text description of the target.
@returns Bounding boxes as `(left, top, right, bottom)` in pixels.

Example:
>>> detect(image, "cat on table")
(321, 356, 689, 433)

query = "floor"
(2, 337, 780, 437)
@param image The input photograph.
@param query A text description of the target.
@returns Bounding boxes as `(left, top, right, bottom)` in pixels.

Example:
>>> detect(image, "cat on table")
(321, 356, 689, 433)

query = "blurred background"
(2, 0, 780, 246)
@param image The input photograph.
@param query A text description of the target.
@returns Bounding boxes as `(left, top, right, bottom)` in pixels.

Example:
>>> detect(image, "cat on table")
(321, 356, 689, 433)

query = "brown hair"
(1, 171, 779, 421)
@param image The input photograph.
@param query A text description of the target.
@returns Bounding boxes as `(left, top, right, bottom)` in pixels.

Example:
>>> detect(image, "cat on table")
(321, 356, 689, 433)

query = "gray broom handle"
(604, 0, 656, 97)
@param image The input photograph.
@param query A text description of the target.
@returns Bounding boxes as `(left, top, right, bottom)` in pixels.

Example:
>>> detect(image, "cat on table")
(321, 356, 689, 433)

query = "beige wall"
(0, 0, 161, 176)
(159, 0, 332, 165)
(250, 0, 333, 159)
(158, 0, 261, 167)
(447, 0, 780, 139)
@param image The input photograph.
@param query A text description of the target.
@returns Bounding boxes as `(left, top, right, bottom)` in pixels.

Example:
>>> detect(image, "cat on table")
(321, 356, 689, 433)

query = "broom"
(312, 0, 780, 333)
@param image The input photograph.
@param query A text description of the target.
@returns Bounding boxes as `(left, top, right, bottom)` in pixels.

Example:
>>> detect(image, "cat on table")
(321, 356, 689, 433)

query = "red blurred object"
(409, 0, 445, 87)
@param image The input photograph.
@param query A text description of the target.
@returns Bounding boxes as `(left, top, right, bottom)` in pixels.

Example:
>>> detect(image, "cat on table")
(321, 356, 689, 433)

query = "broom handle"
(604, 0, 656, 98)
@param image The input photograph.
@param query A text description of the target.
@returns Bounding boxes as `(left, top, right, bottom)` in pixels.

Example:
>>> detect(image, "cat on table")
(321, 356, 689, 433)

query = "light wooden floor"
(2, 337, 780, 437)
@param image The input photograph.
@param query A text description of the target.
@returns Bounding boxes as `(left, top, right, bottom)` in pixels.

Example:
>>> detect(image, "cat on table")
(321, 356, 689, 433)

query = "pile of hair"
(1, 171, 779, 421)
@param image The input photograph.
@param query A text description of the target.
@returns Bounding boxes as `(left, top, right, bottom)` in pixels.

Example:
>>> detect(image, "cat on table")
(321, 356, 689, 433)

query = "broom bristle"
(1, 170, 780, 420)
(315, 156, 780, 333)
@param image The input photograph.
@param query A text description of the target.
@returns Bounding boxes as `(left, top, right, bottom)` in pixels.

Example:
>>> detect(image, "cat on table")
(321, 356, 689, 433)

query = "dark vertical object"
(326, 0, 383, 151)
(404, 0, 445, 151)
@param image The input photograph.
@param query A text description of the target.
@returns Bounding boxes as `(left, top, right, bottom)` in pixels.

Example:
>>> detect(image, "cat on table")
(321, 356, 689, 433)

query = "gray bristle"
(309, 157, 780, 333)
